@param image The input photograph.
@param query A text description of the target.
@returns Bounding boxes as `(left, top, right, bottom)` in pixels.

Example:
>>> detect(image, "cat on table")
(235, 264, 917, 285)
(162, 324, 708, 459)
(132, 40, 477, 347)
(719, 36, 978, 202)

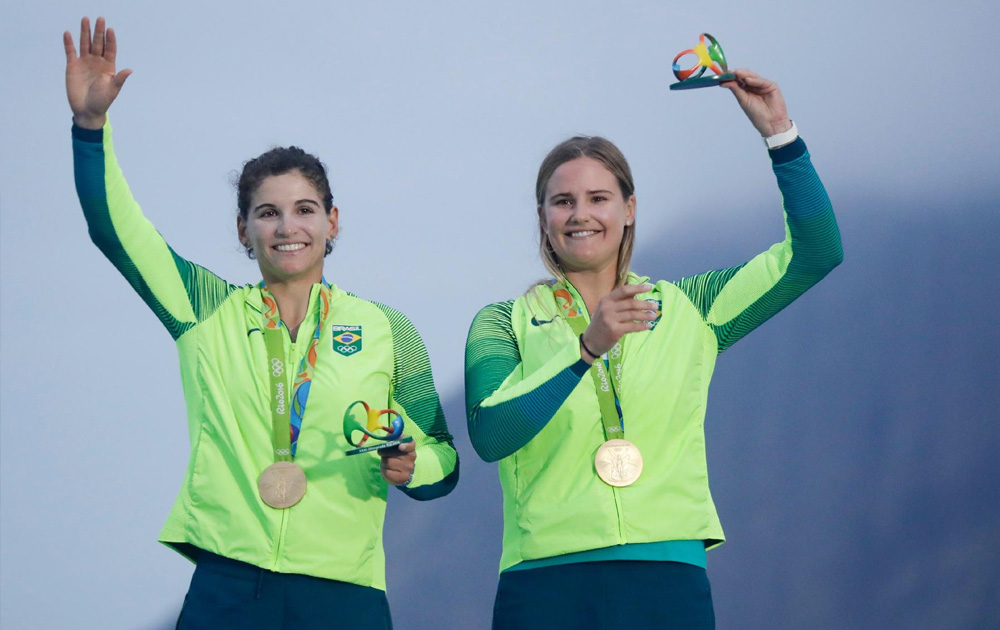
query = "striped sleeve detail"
(672, 138, 843, 353)
(72, 123, 236, 340)
(671, 265, 747, 320)
(465, 301, 590, 463)
(370, 301, 457, 500)
(169, 250, 239, 324)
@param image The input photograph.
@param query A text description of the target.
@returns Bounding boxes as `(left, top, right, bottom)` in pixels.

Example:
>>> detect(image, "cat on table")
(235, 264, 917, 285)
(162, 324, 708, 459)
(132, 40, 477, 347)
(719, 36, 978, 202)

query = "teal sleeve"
(671, 138, 843, 353)
(464, 301, 590, 463)
(372, 303, 458, 500)
(72, 122, 236, 340)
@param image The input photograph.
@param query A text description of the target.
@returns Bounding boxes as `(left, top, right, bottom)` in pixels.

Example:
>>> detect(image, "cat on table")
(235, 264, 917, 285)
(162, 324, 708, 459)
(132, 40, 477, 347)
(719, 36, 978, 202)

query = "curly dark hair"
(236, 147, 335, 257)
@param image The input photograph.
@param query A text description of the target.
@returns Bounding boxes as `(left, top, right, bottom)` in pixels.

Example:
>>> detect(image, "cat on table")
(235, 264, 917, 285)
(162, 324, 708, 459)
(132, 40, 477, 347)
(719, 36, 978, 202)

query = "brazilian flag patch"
(332, 325, 363, 356)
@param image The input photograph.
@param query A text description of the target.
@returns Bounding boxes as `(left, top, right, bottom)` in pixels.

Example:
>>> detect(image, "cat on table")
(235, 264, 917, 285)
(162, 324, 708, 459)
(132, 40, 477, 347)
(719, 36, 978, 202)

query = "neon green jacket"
(466, 138, 842, 571)
(72, 122, 458, 590)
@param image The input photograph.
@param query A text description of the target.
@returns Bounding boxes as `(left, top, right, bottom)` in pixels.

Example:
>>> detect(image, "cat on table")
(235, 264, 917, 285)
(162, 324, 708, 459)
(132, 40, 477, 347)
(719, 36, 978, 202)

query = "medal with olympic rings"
(669, 33, 736, 90)
(343, 400, 414, 455)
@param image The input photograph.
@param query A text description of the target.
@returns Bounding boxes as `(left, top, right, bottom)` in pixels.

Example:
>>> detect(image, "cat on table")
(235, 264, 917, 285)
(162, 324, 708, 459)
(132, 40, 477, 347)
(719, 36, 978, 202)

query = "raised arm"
(672, 71, 843, 352)
(67, 17, 235, 339)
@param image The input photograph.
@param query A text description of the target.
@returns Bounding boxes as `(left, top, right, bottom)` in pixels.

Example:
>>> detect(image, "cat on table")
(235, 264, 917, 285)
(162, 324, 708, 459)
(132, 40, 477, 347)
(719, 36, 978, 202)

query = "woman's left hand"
(379, 439, 416, 486)
(721, 69, 792, 137)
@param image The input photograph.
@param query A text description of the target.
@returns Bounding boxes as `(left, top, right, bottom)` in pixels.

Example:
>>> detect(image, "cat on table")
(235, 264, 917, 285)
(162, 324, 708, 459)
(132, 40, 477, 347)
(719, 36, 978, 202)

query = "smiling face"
(237, 170, 338, 286)
(541, 156, 635, 276)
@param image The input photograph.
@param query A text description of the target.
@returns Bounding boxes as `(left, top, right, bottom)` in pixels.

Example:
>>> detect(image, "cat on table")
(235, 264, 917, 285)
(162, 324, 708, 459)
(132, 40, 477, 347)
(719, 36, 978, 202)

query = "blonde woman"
(465, 70, 842, 628)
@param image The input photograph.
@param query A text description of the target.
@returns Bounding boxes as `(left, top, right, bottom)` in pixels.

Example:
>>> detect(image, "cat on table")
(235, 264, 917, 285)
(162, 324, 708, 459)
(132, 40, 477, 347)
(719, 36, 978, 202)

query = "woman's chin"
(558, 253, 617, 274)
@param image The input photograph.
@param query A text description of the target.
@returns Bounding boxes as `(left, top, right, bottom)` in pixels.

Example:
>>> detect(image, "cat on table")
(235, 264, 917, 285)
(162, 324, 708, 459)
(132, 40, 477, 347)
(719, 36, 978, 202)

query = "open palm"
(64, 17, 131, 129)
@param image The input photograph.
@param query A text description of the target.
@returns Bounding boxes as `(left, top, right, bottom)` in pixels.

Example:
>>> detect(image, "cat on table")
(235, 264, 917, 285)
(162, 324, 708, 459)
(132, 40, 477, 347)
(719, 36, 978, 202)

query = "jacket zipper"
(611, 476, 626, 544)
(271, 507, 290, 570)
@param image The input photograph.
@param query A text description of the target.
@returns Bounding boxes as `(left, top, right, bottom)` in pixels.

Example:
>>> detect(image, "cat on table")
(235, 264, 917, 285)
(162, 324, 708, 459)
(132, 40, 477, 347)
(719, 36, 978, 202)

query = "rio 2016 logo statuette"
(342, 400, 413, 456)
(669, 33, 736, 90)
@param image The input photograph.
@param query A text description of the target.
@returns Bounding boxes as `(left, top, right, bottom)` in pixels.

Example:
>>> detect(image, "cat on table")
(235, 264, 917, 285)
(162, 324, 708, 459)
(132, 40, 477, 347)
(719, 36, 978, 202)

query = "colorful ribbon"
(261, 283, 332, 459)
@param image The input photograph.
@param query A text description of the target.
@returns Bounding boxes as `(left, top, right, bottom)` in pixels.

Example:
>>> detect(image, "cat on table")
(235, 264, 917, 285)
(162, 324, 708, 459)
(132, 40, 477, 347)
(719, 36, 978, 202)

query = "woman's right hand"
(64, 17, 131, 130)
(580, 284, 657, 363)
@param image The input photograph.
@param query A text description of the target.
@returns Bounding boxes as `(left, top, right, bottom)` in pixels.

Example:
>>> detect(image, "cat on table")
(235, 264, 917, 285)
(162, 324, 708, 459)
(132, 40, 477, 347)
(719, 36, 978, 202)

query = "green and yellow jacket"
(73, 122, 458, 590)
(465, 138, 842, 572)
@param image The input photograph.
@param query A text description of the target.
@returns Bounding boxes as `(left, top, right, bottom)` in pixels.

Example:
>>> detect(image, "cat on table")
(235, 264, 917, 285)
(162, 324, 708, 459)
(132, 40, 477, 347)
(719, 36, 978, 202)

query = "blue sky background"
(2, 1, 998, 628)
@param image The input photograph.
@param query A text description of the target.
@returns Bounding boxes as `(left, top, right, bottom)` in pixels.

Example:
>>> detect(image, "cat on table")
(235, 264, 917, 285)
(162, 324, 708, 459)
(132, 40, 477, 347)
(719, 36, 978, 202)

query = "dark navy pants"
(493, 560, 715, 630)
(176, 552, 392, 630)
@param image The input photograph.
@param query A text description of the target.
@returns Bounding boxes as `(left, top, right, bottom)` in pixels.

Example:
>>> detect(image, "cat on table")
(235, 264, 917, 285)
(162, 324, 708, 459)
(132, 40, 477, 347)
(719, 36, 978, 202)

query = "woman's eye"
(592, 195, 607, 203)
(298, 206, 314, 214)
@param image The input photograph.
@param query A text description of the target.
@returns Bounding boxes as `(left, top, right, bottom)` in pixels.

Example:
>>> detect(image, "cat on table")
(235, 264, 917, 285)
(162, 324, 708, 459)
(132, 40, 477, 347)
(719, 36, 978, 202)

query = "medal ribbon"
(553, 281, 626, 441)
(260, 282, 332, 461)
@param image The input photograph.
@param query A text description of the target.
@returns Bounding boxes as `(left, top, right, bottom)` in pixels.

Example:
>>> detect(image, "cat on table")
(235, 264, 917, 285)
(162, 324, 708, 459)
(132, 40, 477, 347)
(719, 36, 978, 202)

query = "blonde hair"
(535, 136, 636, 288)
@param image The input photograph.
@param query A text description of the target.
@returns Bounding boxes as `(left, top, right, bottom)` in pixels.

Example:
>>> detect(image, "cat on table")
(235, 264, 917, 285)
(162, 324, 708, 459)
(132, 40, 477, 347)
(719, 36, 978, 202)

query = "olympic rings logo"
(271, 358, 284, 376)
(338, 345, 359, 354)
(609, 343, 623, 360)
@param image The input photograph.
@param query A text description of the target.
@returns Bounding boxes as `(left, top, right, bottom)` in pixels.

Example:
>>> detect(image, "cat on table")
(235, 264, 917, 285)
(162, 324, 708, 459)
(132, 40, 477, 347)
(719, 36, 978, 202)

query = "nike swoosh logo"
(531, 316, 555, 326)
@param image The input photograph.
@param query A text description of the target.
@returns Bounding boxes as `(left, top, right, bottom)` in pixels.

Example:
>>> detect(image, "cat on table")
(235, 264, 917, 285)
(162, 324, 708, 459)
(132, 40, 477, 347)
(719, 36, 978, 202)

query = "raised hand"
(720, 69, 791, 137)
(580, 284, 657, 362)
(64, 17, 132, 130)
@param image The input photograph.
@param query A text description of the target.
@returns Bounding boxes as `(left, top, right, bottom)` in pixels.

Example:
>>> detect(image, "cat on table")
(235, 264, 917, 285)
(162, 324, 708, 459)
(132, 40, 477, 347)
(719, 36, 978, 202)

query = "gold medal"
(257, 461, 307, 508)
(595, 439, 643, 487)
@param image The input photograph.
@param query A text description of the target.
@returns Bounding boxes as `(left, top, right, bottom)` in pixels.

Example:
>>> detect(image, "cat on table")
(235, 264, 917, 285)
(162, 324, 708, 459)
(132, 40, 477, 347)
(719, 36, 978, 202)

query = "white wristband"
(763, 120, 798, 150)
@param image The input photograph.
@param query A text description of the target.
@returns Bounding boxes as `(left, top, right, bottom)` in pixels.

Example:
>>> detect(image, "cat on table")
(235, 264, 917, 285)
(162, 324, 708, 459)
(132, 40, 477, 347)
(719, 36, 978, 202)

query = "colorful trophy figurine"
(343, 400, 413, 455)
(669, 33, 736, 90)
